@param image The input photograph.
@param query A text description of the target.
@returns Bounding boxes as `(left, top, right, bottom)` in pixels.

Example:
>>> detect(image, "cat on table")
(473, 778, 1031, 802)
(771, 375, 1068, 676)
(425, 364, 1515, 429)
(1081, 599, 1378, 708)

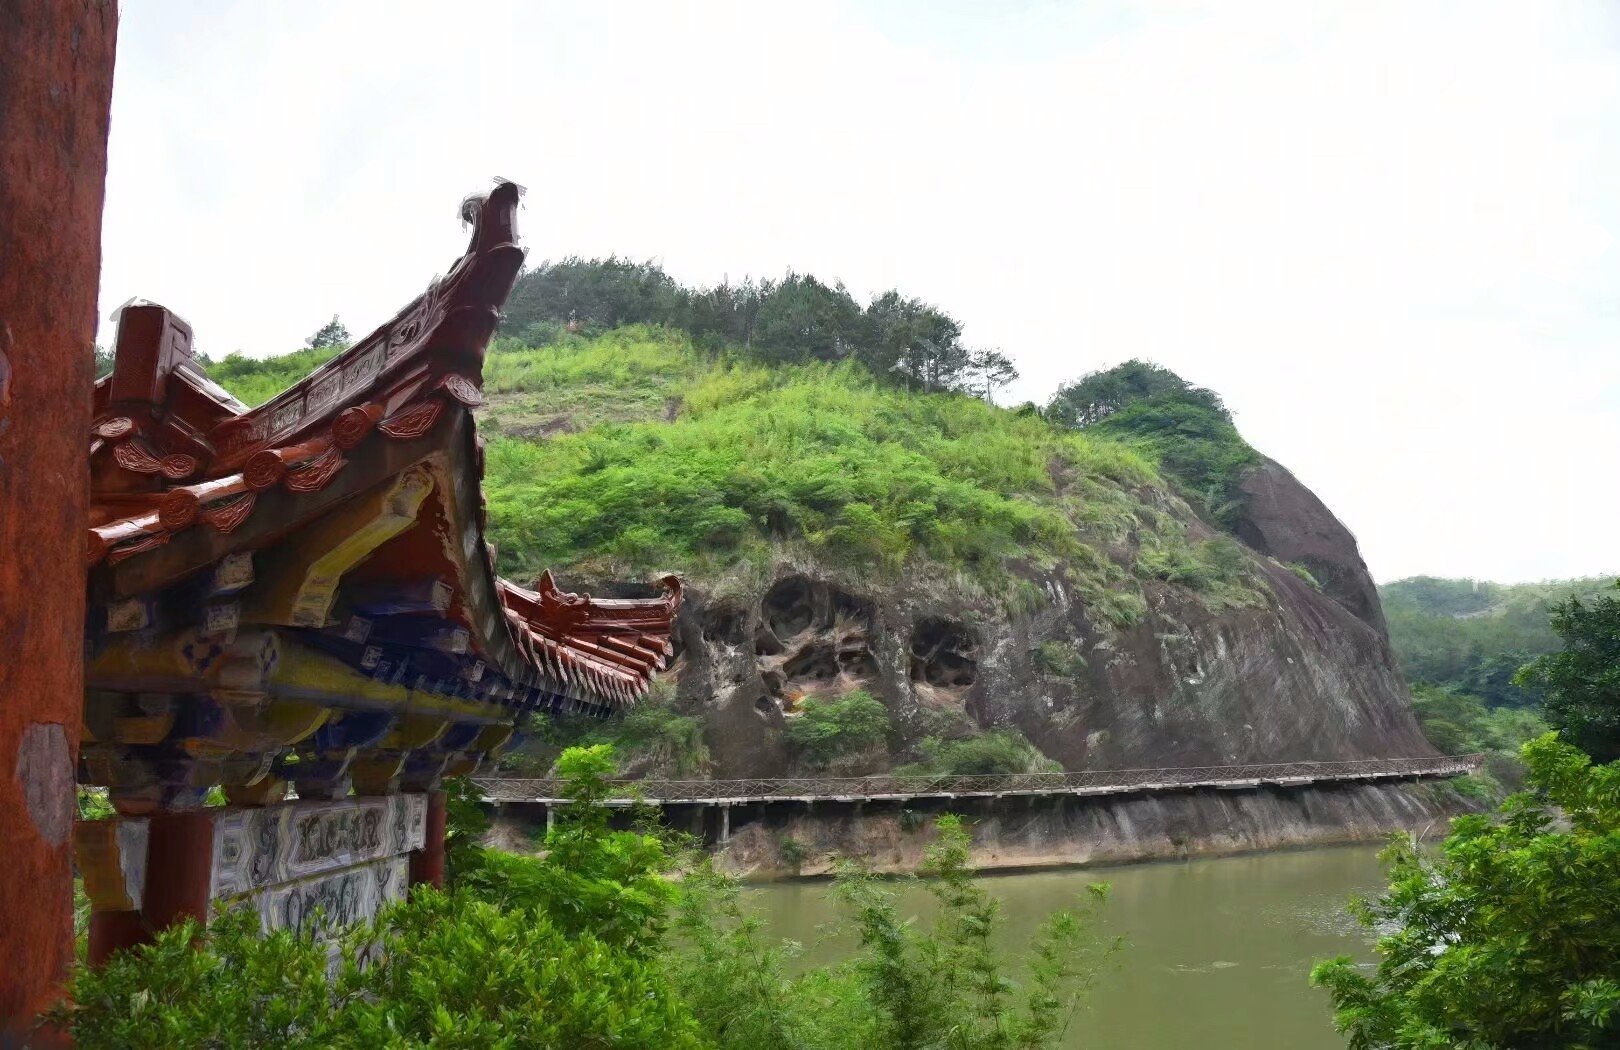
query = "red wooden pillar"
(0, 0, 118, 1036)
(409, 790, 448, 889)
(139, 811, 217, 931)
(84, 811, 216, 966)
(87, 911, 148, 968)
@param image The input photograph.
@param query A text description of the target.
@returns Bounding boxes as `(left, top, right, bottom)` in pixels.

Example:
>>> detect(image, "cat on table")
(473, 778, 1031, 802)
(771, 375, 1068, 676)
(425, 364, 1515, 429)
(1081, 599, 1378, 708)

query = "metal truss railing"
(474, 754, 1484, 805)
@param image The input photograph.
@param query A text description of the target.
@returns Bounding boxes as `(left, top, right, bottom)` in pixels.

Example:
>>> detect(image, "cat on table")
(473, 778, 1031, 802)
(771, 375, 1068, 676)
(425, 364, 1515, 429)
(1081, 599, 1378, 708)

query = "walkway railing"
(475, 754, 1483, 805)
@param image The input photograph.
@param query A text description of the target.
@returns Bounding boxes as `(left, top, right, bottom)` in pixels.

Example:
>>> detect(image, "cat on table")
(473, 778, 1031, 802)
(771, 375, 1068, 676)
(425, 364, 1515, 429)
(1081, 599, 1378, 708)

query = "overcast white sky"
(101, 0, 1620, 585)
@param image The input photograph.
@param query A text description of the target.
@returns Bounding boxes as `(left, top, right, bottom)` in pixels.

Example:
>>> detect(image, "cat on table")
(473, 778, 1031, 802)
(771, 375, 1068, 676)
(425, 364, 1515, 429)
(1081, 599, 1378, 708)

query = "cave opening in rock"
(763, 576, 816, 639)
(910, 616, 979, 689)
(839, 646, 878, 679)
(783, 643, 840, 683)
(703, 605, 747, 645)
(829, 587, 875, 628)
(754, 625, 785, 656)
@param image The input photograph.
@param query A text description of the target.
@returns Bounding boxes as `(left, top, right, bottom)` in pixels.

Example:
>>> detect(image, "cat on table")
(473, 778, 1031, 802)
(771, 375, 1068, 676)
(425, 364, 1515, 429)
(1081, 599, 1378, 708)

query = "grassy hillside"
(209, 325, 1267, 622)
(206, 346, 340, 406)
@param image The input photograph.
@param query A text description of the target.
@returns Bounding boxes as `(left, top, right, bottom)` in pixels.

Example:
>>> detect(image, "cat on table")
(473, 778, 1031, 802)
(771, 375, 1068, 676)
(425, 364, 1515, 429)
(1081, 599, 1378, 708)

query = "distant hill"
(1380, 576, 1615, 708)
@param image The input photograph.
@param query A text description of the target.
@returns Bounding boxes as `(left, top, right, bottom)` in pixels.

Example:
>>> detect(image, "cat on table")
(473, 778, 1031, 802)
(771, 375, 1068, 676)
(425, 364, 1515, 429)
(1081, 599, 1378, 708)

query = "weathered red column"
(409, 790, 448, 889)
(0, 0, 118, 1034)
(137, 812, 217, 935)
(86, 911, 147, 969)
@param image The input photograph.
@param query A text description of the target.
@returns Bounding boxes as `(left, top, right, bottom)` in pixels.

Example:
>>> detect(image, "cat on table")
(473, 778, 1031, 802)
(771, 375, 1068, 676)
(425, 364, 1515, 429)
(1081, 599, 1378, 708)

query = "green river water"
(746, 843, 1390, 1049)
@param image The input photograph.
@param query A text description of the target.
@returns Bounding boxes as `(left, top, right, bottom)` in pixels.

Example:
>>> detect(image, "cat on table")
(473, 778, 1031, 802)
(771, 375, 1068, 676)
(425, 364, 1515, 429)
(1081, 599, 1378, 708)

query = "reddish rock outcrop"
(1230, 455, 1388, 638)
(623, 443, 1431, 797)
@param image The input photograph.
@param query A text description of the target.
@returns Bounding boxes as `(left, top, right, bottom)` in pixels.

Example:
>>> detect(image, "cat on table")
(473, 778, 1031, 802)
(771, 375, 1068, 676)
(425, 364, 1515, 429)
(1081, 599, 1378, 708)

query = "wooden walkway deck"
(475, 754, 1482, 808)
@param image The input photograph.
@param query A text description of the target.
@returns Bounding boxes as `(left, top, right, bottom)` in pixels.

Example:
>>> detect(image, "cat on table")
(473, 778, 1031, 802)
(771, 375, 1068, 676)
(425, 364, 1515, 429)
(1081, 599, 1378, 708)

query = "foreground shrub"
(1516, 580, 1620, 763)
(671, 814, 1118, 1050)
(457, 744, 677, 953)
(345, 891, 702, 1048)
(57, 745, 1117, 1050)
(57, 894, 701, 1050)
(1312, 734, 1620, 1048)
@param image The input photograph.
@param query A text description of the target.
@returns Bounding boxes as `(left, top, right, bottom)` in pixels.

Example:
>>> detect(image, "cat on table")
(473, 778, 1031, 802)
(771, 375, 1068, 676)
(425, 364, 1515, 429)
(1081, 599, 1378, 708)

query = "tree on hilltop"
(504, 256, 681, 333)
(967, 348, 1019, 402)
(751, 272, 865, 365)
(304, 315, 350, 349)
(862, 290, 972, 391)
(1046, 359, 1229, 429)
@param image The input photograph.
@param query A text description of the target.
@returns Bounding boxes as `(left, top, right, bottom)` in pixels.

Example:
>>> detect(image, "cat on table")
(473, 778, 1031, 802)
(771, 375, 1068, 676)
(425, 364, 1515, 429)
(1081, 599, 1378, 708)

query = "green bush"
(459, 745, 678, 952)
(1032, 640, 1087, 679)
(669, 814, 1118, 1050)
(1047, 361, 1259, 525)
(1448, 771, 1500, 803)
(58, 745, 1118, 1050)
(898, 730, 1058, 777)
(1135, 534, 1262, 609)
(56, 890, 702, 1050)
(499, 687, 711, 778)
(778, 835, 810, 873)
(1312, 735, 1620, 1047)
(614, 701, 712, 777)
(783, 690, 890, 768)
(1516, 581, 1620, 762)
(1287, 562, 1322, 590)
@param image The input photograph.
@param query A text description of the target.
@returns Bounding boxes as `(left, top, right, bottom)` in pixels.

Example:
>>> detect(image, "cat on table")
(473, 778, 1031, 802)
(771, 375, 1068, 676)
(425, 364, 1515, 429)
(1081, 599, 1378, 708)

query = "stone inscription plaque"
(254, 854, 411, 938)
(211, 793, 426, 899)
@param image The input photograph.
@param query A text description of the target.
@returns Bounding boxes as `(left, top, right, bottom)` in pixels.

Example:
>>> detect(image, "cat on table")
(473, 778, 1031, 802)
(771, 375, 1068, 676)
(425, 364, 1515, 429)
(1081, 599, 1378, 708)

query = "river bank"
(487, 778, 1482, 881)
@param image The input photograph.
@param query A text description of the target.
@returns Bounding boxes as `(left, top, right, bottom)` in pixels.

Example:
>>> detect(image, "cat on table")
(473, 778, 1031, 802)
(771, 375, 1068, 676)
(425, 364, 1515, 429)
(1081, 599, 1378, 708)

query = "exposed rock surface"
(1231, 456, 1388, 638)
(656, 454, 1431, 781)
(714, 780, 1480, 879)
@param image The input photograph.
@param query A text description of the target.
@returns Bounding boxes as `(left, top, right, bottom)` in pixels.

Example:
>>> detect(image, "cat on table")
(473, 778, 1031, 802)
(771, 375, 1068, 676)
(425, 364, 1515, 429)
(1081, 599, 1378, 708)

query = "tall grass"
(207, 325, 1262, 615)
(482, 332, 1160, 597)
(207, 347, 340, 406)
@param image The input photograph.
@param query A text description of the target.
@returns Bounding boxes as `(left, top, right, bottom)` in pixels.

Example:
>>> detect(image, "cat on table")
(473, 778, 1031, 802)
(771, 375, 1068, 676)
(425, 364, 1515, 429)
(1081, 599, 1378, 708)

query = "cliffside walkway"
(475, 754, 1482, 808)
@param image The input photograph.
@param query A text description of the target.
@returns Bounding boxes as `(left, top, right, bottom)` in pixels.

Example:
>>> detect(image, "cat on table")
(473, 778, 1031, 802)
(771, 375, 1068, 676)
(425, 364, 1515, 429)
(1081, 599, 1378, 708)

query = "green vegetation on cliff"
(212, 322, 1276, 619)
(783, 690, 890, 768)
(1046, 360, 1259, 525)
(480, 328, 1159, 603)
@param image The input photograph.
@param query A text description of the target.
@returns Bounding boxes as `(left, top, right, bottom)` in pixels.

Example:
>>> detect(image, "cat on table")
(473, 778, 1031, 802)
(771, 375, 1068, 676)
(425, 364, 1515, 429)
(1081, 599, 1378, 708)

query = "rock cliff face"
(652, 456, 1432, 781)
(1230, 456, 1388, 638)
(714, 780, 1479, 879)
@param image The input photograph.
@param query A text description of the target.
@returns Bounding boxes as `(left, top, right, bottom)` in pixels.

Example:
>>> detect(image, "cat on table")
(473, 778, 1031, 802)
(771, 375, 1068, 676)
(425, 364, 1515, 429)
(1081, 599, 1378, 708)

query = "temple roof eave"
(85, 181, 680, 719)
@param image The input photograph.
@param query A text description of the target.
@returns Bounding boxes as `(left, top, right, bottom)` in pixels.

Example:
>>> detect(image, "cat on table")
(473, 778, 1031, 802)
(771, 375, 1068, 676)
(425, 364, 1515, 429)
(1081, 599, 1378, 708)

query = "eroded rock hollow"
(655, 456, 1431, 781)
